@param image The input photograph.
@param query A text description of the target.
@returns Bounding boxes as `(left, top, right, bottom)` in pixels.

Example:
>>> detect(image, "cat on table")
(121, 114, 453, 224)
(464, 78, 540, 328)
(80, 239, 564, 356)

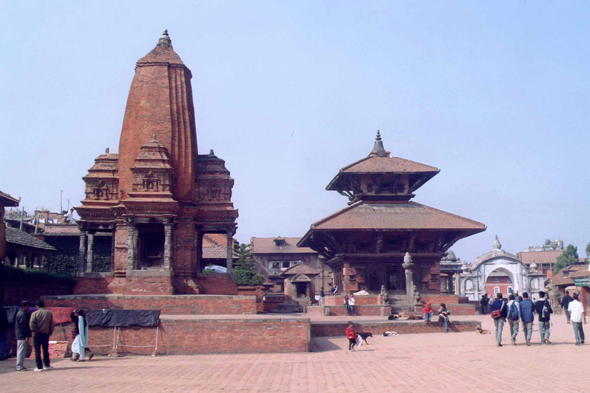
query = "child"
(438, 303, 451, 333)
(423, 302, 434, 323)
(346, 321, 357, 351)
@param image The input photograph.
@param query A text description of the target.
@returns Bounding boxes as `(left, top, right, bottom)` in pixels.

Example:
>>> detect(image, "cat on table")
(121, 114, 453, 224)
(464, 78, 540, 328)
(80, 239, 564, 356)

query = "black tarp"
(2, 306, 20, 325)
(85, 309, 160, 327)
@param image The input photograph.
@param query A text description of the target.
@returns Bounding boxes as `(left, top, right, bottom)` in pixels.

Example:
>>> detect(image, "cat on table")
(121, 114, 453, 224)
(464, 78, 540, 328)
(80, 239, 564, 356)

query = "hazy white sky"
(1, 1, 589, 262)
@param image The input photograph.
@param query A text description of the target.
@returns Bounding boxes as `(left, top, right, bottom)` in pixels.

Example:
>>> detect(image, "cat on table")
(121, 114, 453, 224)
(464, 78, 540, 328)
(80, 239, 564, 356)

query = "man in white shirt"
(567, 293, 586, 345)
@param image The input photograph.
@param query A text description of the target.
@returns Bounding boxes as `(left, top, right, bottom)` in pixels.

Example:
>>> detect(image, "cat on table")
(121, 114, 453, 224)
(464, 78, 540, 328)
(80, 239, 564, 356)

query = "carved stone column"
(226, 229, 234, 273)
(86, 231, 95, 273)
(402, 252, 415, 308)
(455, 273, 461, 296)
(78, 229, 87, 274)
(126, 220, 137, 271)
(163, 220, 173, 270)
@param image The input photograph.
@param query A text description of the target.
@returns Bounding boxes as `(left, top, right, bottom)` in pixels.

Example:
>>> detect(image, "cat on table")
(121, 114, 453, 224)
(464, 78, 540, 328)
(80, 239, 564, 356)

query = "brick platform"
(42, 294, 257, 315)
(311, 319, 480, 337)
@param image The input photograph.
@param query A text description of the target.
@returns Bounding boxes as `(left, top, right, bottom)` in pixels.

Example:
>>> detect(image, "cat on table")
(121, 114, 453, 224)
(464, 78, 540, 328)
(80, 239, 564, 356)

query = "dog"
(406, 314, 421, 320)
(475, 326, 490, 335)
(387, 314, 403, 320)
(383, 331, 399, 337)
(356, 332, 373, 346)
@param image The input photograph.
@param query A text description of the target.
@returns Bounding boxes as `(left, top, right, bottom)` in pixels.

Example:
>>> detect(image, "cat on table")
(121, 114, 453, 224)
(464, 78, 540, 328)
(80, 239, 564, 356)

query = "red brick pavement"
(0, 314, 587, 392)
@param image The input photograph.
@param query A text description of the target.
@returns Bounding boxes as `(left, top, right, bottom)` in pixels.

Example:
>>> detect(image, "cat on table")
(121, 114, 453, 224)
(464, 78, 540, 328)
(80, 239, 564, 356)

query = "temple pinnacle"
(152, 134, 157, 141)
(157, 29, 172, 48)
(371, 129, 387, 157)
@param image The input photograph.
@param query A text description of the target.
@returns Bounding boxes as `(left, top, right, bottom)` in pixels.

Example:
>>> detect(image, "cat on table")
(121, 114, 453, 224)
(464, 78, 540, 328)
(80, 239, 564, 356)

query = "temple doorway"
(295, 282, 309, 298)
(137, 224, 164, 270)
(386, 267, 405, 292)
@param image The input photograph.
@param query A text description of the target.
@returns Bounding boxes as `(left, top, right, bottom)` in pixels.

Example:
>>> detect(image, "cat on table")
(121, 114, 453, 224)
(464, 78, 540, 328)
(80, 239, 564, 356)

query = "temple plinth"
(75, 31, 238, 295)
(298, 131, 486, 298)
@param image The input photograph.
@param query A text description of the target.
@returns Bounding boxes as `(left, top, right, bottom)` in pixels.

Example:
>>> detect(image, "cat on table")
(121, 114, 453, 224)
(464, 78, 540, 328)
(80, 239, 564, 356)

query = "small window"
(493, 277, 500, 283)
(282, 261, 291, 269)
(506, 277, 512, 283)
(494, 286, 500, 295)
(508, 287, 513, 294)
(269, 262, 280, 270)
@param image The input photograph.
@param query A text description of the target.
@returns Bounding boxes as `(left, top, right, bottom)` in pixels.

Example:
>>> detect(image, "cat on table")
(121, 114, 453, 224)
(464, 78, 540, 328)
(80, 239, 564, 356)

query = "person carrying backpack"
(519, 292, 535, 346)
(490, 293, 507, 347)
(534, 291, 553, 345)
(506, 294, 521, 345)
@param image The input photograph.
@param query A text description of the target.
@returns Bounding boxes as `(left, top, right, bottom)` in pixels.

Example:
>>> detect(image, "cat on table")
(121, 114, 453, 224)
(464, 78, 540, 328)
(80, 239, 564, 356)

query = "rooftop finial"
(370, 129, 387, 157)
(105, 147, 110, 154)
(152, 134, 157, 141)
(157, 29, 172, 48)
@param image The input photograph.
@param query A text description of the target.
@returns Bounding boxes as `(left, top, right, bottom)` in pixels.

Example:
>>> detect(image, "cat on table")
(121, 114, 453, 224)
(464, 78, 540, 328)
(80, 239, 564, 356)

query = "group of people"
(422, 302, 451, 333)
(343, 293, 356, 316)
(8, 299, 92, 371)
(489, 290, 586, 347)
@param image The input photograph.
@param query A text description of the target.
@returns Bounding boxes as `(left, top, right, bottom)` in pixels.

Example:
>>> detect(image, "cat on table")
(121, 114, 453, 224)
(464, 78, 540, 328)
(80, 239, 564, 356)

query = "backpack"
(508, 303, 519, 320)
(541, 300, 552, 319)
(490, 301, 505, 319)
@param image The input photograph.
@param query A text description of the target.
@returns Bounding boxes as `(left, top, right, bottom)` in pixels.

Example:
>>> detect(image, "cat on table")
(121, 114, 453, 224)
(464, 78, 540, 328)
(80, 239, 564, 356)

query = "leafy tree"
(553, 244, 579, 275)
(586, 242, 590, 258)
(232, 242, 263, 286)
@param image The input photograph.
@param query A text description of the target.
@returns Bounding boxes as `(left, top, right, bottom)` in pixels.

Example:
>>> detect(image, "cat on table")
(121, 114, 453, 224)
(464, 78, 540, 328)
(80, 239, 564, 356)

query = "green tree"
(586, 242, 590, 258)
(553, 244, 580, 275)
(232, 243, 263, 286)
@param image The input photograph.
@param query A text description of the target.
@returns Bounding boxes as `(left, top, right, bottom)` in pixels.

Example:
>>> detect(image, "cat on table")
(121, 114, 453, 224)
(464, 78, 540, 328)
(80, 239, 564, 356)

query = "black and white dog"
(356, 332, 373, 347)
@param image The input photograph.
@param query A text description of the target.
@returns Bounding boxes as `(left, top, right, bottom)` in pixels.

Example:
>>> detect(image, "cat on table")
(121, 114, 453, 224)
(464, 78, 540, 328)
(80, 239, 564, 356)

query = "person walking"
(567, 293, 586, 345)
(343, 295, 350, 315)
(519, 292, 535, 346)
(438, 303, 451, 333)
(506, 294, 521, 345)
(15, 301, 32, 371)
(490, 293, 507, 347)
(348, 294, 356, 317)
(29, 300, 54, 371)
(346, 321, 357, 352)
(422, 302, 434, 323)
(70, 309, 93, 361)
(561, 291, 573, 324)
(534, 291, 553, 345)
(480, 294, 489, 315)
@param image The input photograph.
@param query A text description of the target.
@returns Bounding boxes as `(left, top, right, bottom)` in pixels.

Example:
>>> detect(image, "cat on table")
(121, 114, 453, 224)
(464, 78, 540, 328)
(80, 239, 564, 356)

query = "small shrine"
(298, 132, 486, 298)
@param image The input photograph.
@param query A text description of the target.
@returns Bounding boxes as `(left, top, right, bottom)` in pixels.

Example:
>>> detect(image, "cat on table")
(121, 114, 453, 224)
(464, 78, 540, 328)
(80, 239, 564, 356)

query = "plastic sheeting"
(85, 309, 160, 327)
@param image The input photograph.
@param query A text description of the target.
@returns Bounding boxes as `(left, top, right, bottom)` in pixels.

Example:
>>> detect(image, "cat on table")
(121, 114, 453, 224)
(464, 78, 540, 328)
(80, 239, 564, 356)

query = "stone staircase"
(270, 303, 305, 314)
(386, 294, 411, 313)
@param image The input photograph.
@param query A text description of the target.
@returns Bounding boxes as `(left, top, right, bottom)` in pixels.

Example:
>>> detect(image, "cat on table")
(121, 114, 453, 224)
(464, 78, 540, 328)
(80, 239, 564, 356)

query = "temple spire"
(369, 130, 389, 157)
(158, 29, 172, 48)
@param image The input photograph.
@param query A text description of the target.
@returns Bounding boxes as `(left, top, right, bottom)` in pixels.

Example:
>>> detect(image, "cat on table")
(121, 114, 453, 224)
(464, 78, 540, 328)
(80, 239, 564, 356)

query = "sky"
(1, 1, 589, 262)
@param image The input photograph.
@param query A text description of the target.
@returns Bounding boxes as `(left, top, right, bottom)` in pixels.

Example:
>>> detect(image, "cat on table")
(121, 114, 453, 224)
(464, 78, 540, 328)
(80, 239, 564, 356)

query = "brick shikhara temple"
(75, 31, 238, 295)
(299, 132, 486, 297)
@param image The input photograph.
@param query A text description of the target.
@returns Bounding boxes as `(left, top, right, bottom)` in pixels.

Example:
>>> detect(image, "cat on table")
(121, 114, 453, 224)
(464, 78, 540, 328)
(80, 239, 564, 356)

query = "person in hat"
(70, 309, 93, 361)
(15, 300, 32, 371)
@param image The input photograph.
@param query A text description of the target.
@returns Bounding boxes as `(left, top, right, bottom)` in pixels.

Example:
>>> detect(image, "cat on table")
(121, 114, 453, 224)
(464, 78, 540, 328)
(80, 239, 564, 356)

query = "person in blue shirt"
(490, 293, 507, 347)
(506, 294, 521, 345)
(519, 292, 535, 346)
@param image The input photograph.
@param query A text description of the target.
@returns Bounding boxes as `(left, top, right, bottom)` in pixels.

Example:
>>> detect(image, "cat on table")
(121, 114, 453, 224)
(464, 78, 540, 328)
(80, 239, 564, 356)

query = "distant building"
(0, 190, 20, 263)
(517, 239, 565, 277)
(251, 236, 330, 293)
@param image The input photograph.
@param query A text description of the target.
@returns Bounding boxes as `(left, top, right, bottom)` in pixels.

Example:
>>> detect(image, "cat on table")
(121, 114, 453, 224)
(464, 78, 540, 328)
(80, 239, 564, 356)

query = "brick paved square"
(0, 314, 586, 392)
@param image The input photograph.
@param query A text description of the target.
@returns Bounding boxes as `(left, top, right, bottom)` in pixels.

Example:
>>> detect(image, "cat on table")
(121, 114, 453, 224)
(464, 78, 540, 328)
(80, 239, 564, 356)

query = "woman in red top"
(422, 302, 434, 323)
(346, 321, 357, 351)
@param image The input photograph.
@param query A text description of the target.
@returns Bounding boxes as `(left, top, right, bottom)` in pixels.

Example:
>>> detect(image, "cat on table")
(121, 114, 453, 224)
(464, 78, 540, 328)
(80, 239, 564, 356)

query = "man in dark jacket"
(561, 291, 573, 324)
(519, 292, 535, 346)
(480, 294, 489, 315)
(490, 293, 507, 347)
(534, 291, 553, 345)
(15, 300, 32, 371)
(29, 299, 54, 371)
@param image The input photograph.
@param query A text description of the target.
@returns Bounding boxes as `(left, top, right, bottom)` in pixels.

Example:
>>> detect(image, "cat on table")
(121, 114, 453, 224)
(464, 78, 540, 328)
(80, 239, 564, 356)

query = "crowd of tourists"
(488, 290, 586, 347)
(2, 299, 93, 371)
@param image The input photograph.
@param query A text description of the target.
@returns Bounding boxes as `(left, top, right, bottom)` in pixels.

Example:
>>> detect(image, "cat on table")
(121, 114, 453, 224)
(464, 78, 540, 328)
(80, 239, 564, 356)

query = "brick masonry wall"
(42, 294, 257, 315)
(414, 303, 475, 315)
(311, 320, 481, 337)
(421, 294, 469, 305)
(3, 283, 73, 306)
(195, 274, 238, 295)
(324, 296, 379, 306)
(74, 276, 113, 295)
(44, 318, 310, 355)
(236, 286, 264, 313)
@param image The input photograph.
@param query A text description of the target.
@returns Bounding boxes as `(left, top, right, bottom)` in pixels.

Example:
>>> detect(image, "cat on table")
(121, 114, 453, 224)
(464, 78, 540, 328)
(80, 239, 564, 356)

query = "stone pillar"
(226, 229, 233, 273)
(402, 252, 415, 308)
(126, 221, 137, 271)
(78, 230, 87, 274)
(195, 228, 203, 273)
(455, 273, 461, 296)
(164, 220, 173, 270)
(86, 231, 95, 273)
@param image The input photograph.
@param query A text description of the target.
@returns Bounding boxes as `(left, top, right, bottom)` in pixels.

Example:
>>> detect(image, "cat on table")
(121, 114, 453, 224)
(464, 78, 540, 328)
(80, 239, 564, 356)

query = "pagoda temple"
(75, 31, 238, 295)
(298, 131, 486, 297)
